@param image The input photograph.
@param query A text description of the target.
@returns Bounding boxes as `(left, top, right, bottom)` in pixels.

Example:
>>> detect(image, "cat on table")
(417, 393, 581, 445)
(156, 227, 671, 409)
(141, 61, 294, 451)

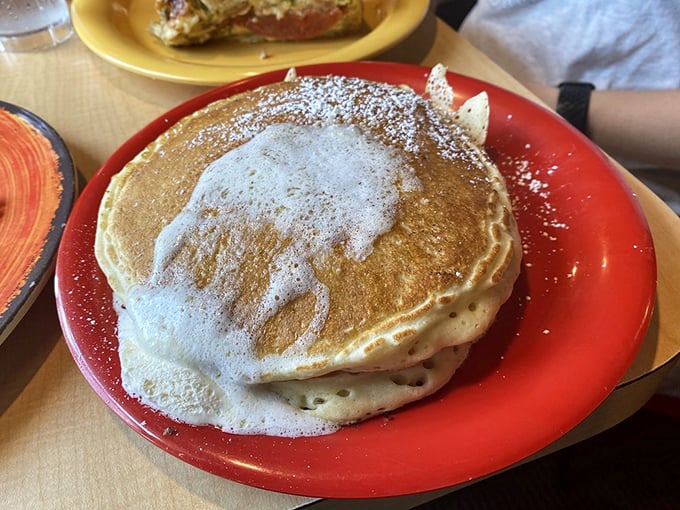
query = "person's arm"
(526, 84, 680, 169)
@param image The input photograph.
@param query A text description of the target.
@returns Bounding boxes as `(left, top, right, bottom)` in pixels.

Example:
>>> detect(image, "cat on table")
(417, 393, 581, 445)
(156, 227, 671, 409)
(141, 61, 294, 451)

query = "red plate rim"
(55, 61, 656, 499)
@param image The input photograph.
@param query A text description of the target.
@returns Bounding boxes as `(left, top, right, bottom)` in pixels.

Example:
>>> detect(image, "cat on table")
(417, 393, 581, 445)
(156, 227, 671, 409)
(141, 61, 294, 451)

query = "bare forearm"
(527, 85, 680, 169)
(589, 90, 680, 168)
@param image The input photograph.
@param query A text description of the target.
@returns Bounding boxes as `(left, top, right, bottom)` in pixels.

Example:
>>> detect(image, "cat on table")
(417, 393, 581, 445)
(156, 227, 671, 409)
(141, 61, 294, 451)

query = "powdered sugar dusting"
(503, 154, 570, 250)
(498, 150, 575, 306)
(188, 74, 481, 168)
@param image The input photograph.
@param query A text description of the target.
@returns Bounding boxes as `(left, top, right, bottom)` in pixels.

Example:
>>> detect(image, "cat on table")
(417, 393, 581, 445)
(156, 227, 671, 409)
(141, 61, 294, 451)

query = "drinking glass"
(0, 0, 73, 52)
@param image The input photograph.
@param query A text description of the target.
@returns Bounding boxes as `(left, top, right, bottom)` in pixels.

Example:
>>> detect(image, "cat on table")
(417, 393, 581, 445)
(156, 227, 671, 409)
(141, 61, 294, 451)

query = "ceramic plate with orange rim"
(0, 102, 76, 345)
(71, 0, 429, 85)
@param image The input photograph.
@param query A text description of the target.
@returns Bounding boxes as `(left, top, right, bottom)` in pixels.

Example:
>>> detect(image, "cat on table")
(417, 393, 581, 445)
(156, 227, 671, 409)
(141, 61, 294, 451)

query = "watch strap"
(556, 82, 595, 136)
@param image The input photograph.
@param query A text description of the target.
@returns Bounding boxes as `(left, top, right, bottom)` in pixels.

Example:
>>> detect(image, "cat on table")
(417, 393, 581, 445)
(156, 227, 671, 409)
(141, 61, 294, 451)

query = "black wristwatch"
(556, 82, 595, 136)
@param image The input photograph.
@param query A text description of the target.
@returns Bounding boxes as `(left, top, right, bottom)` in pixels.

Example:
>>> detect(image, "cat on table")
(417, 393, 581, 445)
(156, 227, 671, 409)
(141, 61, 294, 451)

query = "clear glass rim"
(0, 19, 73, 52)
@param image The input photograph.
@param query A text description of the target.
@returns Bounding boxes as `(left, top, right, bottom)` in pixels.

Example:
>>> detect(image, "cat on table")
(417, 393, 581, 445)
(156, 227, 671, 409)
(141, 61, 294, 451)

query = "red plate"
(55, 62, 656, 498)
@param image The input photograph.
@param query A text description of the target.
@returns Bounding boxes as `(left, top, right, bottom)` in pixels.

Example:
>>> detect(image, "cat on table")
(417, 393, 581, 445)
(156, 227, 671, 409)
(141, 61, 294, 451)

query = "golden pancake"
(96, 70, 521, 435)
(96, 73, 520, 387)
(118, 316, 471, 433)
(268, 343, 471, 424)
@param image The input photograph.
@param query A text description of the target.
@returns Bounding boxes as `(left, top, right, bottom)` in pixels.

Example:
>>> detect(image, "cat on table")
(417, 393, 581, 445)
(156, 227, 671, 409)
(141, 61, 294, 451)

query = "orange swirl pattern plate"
(0, 102, 76, 345)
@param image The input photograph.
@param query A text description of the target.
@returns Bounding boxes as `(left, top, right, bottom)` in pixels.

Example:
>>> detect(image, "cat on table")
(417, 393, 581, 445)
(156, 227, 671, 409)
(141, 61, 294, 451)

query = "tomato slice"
(233, 7, 345, 40)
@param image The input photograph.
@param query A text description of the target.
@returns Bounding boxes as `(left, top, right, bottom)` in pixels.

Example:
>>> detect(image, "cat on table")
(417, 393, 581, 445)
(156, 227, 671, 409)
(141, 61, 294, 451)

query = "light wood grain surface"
(1, 9, 679, 510)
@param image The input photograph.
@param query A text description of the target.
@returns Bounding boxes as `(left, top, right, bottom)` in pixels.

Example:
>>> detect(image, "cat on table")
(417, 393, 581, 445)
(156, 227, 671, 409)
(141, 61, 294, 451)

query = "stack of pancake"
(95, 67, 521, 437)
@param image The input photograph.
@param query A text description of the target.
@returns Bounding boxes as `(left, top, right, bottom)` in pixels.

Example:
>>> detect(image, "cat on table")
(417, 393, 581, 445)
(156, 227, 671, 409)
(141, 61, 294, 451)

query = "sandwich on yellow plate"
(95, 65, 521, 437)
(151, 0, 364, 46)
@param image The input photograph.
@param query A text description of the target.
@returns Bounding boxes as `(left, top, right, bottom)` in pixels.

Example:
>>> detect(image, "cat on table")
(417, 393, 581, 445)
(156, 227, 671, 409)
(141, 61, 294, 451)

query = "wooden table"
(2, 9, 679, 510)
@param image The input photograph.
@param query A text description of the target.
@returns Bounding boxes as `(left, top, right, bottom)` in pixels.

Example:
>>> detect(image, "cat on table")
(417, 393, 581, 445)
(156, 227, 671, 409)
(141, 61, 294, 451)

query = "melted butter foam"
(117, 297, 338, 436)
(120, 123, 419, 435)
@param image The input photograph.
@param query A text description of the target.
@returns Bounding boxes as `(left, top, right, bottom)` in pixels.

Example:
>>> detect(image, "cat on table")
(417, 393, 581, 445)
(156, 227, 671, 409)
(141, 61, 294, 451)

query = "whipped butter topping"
(120, 122, 418, 435)
(107, 69, 505, 437)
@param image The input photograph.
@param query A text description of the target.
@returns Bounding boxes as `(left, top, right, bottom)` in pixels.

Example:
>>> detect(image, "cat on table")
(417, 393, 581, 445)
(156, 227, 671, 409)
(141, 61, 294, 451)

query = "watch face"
(556, 82, 595, 135)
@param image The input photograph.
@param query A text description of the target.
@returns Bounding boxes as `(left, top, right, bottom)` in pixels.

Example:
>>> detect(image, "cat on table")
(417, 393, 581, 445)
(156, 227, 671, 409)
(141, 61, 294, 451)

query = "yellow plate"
(71, 0, 430, 85)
